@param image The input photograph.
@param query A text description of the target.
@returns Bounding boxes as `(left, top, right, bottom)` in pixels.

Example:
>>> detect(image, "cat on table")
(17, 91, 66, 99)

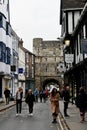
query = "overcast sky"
(9, 0, 61, 52)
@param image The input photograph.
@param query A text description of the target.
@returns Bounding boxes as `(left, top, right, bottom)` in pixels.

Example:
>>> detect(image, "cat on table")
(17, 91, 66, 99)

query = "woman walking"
(16, 87, 23, 116)
(76, 87, 87, 122)
(50, 86, 60, 123)
(25, 89, 35, 116)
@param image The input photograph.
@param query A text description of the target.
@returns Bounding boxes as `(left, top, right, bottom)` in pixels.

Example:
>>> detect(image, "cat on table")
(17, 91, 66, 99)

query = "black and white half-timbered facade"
(60, 0, 87, 102)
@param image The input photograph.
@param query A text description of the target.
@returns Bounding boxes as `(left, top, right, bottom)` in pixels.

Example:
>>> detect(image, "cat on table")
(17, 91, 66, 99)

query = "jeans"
(28, 103, 33, 113)
(6, 97, 10, 105)
(64, 101, 69, 116)
(16, 100, 22, 113)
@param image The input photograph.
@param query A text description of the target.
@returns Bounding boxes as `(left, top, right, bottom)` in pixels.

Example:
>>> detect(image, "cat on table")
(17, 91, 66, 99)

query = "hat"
(50, 85, 57, 93)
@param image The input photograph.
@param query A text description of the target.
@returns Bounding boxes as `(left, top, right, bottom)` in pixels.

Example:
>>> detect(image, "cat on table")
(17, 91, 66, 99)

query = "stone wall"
(33, 38, 64, 90)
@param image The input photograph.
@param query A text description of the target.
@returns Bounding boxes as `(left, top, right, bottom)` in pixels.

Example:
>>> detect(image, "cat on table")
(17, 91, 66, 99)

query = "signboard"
(65, 54, 74, 63)
(81, 39, 87, 54)
(18, 68, 23, 73)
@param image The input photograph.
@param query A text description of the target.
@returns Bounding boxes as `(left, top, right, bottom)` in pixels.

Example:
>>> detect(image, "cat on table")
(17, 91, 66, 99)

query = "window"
(0, 15, 2, 27)
(6, 22, 11, 35)
(0, 42, 6, 63)
(6, 47, 11, 64)
(0, 13, 6, 29)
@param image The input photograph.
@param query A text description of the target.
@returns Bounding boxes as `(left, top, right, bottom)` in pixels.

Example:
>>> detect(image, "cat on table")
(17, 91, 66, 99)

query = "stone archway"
(42, 78, 60, 90)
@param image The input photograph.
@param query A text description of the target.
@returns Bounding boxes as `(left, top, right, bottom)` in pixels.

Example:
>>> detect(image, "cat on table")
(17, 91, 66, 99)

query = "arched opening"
(42, 78, 60, 90)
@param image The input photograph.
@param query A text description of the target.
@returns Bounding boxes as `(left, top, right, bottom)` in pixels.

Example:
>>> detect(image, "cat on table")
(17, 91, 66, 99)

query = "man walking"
(62, 84, 70, 117)
(4, 88, 10, 105)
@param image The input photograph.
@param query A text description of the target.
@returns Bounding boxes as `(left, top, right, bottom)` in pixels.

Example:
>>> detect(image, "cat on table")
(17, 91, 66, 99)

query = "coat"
(50, 92, 60, 114)
(76, 92, 87, 109)
(25, 94, 35, 106)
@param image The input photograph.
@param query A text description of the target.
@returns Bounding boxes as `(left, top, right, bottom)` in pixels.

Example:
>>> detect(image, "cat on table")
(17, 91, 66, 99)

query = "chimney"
(19, 38, 23, 47)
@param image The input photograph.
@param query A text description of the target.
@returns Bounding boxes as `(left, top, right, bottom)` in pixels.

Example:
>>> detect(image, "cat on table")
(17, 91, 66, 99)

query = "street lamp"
(65, 39, 70, 46)
(64, 34, 72, 47)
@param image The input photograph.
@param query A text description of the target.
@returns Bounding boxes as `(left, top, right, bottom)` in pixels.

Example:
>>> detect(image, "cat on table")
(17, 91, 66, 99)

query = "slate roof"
(62, 0, 86, 9)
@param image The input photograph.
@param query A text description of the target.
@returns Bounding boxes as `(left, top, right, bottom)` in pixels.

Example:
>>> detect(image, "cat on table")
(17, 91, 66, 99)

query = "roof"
(62, 0, 86, 10)
(60, 0, 86, 24)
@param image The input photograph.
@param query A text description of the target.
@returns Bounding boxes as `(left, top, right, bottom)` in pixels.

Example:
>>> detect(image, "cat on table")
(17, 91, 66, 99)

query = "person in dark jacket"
(62, 85, 70, 117)
(4, 88, 10, 105)
(76, 87, 87, 122)
(25, 89, 35, 116)
(16, 87, 23, 116)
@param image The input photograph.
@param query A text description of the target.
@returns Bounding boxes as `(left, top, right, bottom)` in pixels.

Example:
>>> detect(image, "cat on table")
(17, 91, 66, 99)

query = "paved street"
(0, 99, 60, 130)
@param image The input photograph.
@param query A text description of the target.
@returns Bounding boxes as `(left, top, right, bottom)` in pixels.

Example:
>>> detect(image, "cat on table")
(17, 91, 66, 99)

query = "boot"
(52, 118, 57, 123)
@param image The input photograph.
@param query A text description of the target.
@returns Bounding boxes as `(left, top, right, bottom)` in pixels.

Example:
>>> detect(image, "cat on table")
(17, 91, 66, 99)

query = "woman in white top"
(16, 87, 23, 116)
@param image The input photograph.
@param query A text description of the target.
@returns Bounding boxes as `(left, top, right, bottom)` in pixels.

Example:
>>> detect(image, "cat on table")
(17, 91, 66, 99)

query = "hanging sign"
(65, 54, 74, 63)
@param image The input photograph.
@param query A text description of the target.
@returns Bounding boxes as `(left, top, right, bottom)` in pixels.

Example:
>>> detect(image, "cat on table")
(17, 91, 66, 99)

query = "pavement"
(0, 100, 16, 112)
(0, 99, 87, 130)
(58, 100, 87, 130)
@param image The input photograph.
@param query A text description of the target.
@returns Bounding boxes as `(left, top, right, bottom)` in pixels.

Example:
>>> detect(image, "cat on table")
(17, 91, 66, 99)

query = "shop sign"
(65, 54, 74, 63)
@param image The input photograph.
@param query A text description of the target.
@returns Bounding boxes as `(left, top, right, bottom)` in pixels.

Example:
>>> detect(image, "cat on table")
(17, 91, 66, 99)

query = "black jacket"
(62, 90, 70, 102)
(25, 94, 35, 105)
(76, 92, 87, 109)
(4, 89, 10, 98)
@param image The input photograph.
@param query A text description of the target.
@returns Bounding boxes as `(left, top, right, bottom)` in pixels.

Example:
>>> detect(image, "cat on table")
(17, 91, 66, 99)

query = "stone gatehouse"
(33, 38, 64, 90)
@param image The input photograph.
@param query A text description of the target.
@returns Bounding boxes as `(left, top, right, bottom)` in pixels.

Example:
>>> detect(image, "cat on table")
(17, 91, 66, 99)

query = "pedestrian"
(25, 89, 35, 116)
(34, 88, 39, 102)
(4, 88, 10, 105)
(62, 84, 70, 117)
(15, 87, 23, 116)
(39, 90, 43, 102)
(76, 87, 87, 122)
(42, 89, 46, 102)
(50, 86, 60, 123)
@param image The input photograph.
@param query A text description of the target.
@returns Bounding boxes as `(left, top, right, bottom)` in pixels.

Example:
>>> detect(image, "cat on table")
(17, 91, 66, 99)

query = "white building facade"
(10, 29, 19, 97)
(18, 39, 25, 97)
(0, 0, 11, 101)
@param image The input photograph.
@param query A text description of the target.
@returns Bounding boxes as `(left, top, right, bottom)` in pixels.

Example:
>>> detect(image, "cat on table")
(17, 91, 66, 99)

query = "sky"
(9, 0, 61, 52)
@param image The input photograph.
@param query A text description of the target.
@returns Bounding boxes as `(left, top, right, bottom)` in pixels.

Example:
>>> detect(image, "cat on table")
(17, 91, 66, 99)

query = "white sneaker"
(16, 113, 19, 116)
(30, 113, 33, 116)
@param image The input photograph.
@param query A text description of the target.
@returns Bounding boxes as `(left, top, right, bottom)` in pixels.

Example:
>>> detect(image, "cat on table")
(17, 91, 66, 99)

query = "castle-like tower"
(33, 38, 64, 90)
